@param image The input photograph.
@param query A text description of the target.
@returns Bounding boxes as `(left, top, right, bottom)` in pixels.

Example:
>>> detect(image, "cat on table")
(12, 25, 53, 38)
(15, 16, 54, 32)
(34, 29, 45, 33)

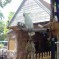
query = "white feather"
(23, 13, 33, 29)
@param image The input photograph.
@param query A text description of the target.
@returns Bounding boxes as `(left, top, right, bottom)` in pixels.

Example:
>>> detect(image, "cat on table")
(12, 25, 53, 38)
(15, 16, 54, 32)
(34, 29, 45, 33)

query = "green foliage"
(0, 20, 4, 33)
(0, 44, 4, 48)
(0, 11, 4, 20)
(0, 20, 8, 41)
(0, 20, 5, 41)
(0, 0, 12, 8)
(7, 12, 15, 24)
(3, 12, 15, 37)
(0, 0, 12, 41)
(8, 12, 15, 20)
(4, 21, 9, 34)
(1, 12, 15, 41)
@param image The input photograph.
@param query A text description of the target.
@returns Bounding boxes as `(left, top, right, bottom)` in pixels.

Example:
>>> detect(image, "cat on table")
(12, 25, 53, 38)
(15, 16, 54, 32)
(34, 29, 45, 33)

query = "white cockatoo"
(23, 13, 35, 36)
(23, 13, 33, 29)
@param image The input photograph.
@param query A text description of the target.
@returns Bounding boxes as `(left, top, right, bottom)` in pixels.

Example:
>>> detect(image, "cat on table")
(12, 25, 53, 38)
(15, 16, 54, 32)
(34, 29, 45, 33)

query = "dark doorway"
(33, 32, 51, 53)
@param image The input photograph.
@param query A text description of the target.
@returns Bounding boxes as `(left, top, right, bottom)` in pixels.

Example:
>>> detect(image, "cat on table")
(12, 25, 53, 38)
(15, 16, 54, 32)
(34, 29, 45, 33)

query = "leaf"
(0, 0, 12, 8)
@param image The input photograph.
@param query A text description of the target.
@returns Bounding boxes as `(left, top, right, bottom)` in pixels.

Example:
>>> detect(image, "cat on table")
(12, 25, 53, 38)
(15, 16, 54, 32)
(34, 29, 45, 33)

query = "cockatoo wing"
(23, 13, 33, 29)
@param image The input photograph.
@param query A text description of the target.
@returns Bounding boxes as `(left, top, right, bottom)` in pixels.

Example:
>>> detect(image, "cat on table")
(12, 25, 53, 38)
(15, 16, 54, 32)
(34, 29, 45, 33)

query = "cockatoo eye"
(23, 13, 25, 16)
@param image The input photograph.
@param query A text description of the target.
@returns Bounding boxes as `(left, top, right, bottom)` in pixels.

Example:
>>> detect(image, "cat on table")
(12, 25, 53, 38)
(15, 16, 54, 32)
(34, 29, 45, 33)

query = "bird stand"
(23, 13, 35, 59)
(28, 32, 35, 36)
(25, 41, 35, 59)
(25, 32, 35, 59)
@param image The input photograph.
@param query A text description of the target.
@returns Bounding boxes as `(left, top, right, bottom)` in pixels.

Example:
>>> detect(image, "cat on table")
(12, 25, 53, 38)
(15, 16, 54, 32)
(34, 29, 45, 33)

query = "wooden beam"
(18, 25, 47, 32)
(39, 0, 51, 11)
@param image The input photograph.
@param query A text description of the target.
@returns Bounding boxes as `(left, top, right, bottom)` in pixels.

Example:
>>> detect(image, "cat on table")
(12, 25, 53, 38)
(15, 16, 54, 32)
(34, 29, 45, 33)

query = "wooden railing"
(35, 51, 51, 59)
(6, 51, 51, 59)
(27, 51, 51, 59)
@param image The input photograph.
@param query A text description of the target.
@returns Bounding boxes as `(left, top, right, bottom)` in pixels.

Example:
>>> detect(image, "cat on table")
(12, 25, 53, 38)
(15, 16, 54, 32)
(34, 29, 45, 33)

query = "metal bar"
(51, 37, 55, 59)
(50, 0, 55, 22)
(55, 42, 59, 44)
(56, 0, 59, 22)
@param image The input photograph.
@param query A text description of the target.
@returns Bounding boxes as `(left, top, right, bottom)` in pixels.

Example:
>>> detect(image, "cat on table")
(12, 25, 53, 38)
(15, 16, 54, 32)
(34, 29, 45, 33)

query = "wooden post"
(56, 30, 59, 59)
(15, 30, 29, 59)
(51, 22, 59, 59)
